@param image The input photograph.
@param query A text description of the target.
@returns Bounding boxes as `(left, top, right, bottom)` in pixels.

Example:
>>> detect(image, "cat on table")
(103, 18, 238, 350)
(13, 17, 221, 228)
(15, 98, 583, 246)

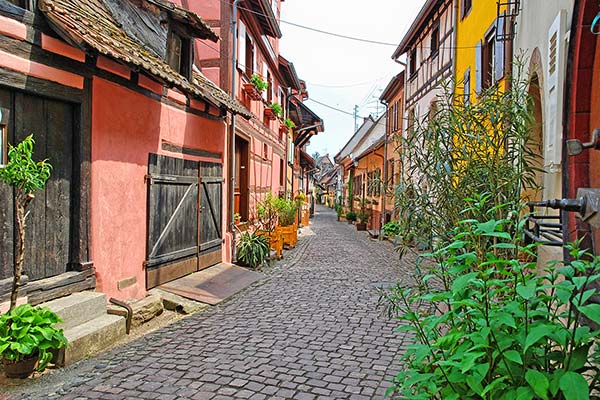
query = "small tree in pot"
(0, 135, 51, 310)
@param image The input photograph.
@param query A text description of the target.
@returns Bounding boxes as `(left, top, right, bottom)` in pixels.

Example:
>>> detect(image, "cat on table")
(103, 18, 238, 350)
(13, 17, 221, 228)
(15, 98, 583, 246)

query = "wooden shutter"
(237, 20, 246, 71)
(545, 10, 567, 167)
(494, 16, 505, 82)
(475, 40, 482, 95)
(262, 62, 268, 100)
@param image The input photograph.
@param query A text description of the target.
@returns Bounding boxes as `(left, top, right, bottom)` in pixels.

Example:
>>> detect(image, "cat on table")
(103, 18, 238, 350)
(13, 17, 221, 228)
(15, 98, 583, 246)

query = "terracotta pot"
(4, 354, 38, 379)
(243, 83, 262, 101)
(264, 108, 277, 120)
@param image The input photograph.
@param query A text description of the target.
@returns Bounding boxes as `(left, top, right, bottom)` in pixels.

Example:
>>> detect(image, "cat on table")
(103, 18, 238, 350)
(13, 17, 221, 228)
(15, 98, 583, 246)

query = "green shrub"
(269, 102, 283, 118)
(250, 73, 268, 92)
(0, 304, 68, 372)
(335, 204, 343, 217)
(382, 221, 401, 237)
(284, 118, 296, 128)
(275, 197, 297, 227)
(236, 232, 270, 269)
(382, 198, 600, 400)
(346, 211, 357, 222)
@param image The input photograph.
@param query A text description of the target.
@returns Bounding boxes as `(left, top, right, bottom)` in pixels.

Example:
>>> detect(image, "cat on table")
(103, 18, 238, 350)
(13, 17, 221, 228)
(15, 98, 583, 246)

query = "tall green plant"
(275, 197, 297, 227)
(382, 198, 600, 400)
(0, 136, 51, 311)
(394, 62, 540, 254)
(257, 191, 278, 233)
(236, 232, 269, 269)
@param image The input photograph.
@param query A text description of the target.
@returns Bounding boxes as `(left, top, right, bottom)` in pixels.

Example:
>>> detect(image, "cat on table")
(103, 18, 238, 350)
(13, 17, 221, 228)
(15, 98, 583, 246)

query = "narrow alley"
(10, 206, 415, 400)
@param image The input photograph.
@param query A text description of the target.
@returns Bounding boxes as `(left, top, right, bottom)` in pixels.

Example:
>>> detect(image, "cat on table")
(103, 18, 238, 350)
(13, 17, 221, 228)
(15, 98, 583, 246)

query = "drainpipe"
(230, 0, 241, 263)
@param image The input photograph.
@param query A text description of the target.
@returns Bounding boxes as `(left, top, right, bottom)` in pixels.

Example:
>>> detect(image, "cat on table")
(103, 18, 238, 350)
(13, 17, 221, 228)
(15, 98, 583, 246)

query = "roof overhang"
(380, 71, 405, 103)
(392, 0, 441, 58)
(246, 0, 282, 38)
(147, 0, 219, 41)
(279, 56, 302, 91)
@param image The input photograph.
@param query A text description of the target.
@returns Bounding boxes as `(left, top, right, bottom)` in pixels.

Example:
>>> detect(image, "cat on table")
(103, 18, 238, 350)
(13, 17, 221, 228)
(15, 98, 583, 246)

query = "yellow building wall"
(454, 0, 506, 99)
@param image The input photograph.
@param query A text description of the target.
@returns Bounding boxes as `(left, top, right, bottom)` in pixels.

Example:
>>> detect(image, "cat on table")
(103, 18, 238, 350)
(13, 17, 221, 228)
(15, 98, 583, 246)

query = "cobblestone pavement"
(11, 205, 417, 400)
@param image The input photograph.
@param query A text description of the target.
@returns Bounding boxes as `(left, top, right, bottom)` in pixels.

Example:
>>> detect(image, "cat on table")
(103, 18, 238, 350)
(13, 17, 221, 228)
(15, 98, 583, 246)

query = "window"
(279, 158, 284, 186)
(263, 143, 269, 160)
(430, 26, 440, 57)
(409, 48, 417, 78)
(407, 108, 415, 135)
(461, 0, 472, 19)
(392, 102, 398, 132)
(0, 108, 8, 167)
(245, 33, 255, 77)
(267, 70, 273, 103)
(387, 159, 395, 186)
(167, 29, 192, 79)
(464, 68, 471, 104)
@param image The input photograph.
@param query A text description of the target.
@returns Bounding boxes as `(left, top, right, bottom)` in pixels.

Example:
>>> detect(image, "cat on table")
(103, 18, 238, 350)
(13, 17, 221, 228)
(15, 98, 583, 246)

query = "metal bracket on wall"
(566, 128, 600, 156)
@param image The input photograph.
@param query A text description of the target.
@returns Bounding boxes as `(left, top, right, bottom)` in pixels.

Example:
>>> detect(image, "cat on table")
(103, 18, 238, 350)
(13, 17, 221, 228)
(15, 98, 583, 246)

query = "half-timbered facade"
(0, 0, 250, 300)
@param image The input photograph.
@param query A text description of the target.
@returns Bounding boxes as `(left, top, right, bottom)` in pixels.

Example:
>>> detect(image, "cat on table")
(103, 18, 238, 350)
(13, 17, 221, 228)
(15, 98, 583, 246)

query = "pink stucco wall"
(91, 77, 227, 300)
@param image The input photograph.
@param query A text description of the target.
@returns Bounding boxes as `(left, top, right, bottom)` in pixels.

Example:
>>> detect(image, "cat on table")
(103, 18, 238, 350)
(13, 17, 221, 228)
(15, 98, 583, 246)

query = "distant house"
(0, 0, 250, 300)
(335, 115, 386, 231)
(393, 0, 455, 134)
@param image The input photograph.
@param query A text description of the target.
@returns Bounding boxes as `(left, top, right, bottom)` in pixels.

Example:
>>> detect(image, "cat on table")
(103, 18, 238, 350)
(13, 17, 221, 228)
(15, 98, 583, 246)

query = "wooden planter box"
(301, 209, 310, 226)
(243, 83, 262, 101)
(264, 107, 277, 120)
(276, 224, 298, 248)
(356, 222, 367, 231)
(256, 230, 283, 259)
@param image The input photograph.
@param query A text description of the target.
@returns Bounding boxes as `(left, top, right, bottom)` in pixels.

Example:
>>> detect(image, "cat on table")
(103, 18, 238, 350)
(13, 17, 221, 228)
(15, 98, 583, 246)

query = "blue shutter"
(475, 40, 482, 95)
(495, 15, 505, 81)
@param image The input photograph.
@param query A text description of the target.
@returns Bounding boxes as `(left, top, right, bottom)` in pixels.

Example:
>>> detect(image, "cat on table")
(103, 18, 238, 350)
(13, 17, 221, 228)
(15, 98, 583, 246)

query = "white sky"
(280, 0, 426, 159)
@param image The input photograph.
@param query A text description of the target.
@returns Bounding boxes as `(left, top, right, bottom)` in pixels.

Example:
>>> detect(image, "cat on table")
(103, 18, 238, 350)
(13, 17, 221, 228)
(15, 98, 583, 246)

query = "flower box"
(276, 224, 298, 249)
(264, 107, 277, 121)
(243, 83, 262, 101)
(256, 230, 283, 259)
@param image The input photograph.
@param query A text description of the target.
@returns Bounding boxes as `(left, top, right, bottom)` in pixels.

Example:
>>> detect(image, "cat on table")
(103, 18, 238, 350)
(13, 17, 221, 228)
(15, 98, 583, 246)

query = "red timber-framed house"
(379, 70, 405, 224)
(193, 0, 319, 243)
(0, 0, 251, 302)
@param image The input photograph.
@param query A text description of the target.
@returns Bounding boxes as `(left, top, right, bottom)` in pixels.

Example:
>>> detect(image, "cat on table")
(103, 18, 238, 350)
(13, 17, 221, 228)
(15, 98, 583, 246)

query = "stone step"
(41, 291, 107, 331)
(59, 314, 126, 366)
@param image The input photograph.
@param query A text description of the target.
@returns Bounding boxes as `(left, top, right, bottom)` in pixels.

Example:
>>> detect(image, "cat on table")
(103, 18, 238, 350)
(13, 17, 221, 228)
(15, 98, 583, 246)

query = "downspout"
(230, 0, 241, 263)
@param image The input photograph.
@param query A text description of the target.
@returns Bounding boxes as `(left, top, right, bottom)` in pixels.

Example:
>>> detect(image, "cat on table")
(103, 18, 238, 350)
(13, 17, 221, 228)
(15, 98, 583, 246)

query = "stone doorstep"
(125, 294, 164, 328)
(40, 291, 107, 331)
(57, 314, 126, 366)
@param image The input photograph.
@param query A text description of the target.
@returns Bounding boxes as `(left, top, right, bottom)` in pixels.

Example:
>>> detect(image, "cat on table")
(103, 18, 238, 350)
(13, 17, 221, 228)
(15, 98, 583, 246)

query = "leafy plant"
(257, 191, 278, 233)
(250, 73, 268, 92)
(0, 304, 68, 372)
(358, 212, 369, 224)
(0, 135, 52, 310)
(393, 62, 540, 255)
(346, 211, 357, 222)
(275, 198, 297, 227)
(283, 118, 296, 129)
(382, 198, 600, 400)
(335, 204, 343, 218)
(295, 192, 306, 207)
(269, 102, 283, 118)
(236, 232, 270, 269)
(382, 221, 401, 238)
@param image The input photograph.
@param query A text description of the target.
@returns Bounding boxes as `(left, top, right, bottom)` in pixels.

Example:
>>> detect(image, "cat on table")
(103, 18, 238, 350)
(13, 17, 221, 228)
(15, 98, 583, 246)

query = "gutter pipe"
(230, 0, 241, 263)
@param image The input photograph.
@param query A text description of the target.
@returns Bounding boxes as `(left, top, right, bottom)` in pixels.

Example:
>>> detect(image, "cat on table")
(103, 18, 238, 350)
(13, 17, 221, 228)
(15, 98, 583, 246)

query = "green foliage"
(335, 204, 343, 218)
(250, 73, 268, 92)
(358, 212, 369, 224)
(275, 197, 297, 227)
(346, 211, 357, 222)
(257, 191, 278, 232)
(394, 63, 541, 254)
(382, 221, 401, 238)
(236, 232, 270, 269)
(269, 102, 283, 118)
(284, 118, 296, 129)
(382, 198, 600, 400)
(0, 135, 51, 195)
(0, 304, 68, 372)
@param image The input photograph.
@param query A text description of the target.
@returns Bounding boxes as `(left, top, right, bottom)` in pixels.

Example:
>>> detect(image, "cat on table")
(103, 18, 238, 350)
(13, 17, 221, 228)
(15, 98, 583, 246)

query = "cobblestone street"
(10, 205, 417, 400)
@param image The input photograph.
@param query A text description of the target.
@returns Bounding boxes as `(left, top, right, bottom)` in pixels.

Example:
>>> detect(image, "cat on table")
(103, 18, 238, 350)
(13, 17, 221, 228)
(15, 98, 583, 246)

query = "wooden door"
(199, 162, 223, 269)
(0, 88, 74, 281)
(146, 155, 223, 288)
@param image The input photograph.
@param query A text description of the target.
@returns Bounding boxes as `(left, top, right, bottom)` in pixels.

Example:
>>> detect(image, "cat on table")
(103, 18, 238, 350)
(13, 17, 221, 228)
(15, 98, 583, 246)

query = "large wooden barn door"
(0, 88, 74, 281)
(146, 155, 223, 288)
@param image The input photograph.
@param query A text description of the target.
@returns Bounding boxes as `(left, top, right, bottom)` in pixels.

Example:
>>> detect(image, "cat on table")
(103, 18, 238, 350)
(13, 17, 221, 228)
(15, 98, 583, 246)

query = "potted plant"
(356, 212, 369, 231)
(0, 304, 68, 378)
(265, 102, 283, 120)
(0, 135, 51, 310)
(283, 118, 296, 129)
(335, 205, 343, 221)
(243, 74, 268, 101)
(256, 192, 283, 258)
(275, 197, 298, 249)
(234, 213, 241, 225)
(382, 221, 401, 239)
(236, 231, 270, 269)
(346, 211, 357, 224)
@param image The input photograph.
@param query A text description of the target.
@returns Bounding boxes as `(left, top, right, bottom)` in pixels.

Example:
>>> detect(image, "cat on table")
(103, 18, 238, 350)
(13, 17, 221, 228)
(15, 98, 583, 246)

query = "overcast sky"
(280, 0, 426, 159)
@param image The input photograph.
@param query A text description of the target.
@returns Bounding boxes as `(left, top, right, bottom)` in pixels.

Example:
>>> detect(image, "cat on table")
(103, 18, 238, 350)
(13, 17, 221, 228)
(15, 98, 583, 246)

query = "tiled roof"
(39, 0, 251, 118)
(146, 0, 218, 41)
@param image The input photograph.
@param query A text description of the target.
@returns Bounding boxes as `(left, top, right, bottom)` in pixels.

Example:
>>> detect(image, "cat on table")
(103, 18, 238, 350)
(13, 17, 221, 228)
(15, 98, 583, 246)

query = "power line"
(306, 98, 365, 118)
